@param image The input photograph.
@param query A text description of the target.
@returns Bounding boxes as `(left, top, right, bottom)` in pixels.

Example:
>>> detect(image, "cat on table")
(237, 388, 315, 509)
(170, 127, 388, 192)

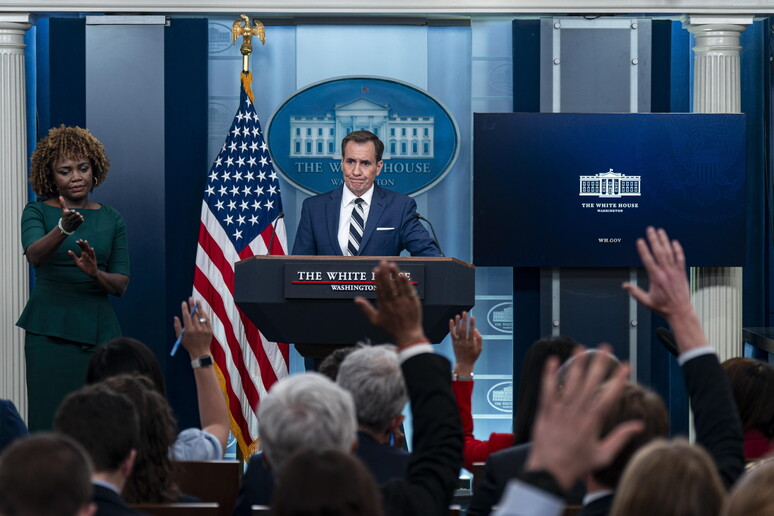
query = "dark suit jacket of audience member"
(578, 493, 613, 516)
(467, 443, 585, 515)
(93, 484, 147, 516)
(356, 431, 410, 485)
(0, 399, 28, 453)
(379, 352, 463, 516)
(234, 431, 412, 514)
(683, 353, 745, 489)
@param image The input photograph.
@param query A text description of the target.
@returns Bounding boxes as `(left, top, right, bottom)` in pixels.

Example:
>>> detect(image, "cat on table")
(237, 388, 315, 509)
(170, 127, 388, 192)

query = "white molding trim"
(1, 1, 774, 15)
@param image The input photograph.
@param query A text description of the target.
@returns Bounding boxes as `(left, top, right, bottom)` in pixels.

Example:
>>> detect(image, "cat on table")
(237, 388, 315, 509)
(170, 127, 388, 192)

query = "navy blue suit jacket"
(0, 399, 28, 453)
(292, 185, 440, 257)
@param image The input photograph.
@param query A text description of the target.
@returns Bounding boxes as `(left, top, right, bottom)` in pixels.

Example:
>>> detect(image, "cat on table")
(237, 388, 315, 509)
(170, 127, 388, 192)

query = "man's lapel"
(326, 187, 344, 255)
(358, 186, 385, 254)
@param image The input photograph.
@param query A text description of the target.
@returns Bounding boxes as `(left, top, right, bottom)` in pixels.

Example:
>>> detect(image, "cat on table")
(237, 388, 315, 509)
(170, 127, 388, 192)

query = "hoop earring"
(93, 177, 99, 186)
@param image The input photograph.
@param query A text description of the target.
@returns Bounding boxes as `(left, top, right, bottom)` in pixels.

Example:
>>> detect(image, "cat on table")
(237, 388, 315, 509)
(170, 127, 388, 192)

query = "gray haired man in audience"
(336, 345, 411, 485)
(259, 373, 358, 473)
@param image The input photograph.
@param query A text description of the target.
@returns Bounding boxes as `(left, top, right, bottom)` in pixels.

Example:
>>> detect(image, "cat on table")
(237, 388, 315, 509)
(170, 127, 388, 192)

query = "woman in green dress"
(17, 126, 130, 431)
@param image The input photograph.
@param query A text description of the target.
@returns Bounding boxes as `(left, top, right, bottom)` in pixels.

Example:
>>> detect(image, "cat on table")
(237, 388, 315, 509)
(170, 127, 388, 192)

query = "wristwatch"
(191, 355, 214, 369)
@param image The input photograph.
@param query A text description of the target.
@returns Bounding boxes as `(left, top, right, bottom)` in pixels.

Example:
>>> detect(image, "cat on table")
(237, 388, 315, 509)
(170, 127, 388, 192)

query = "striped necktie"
(347, 198, 365, 256)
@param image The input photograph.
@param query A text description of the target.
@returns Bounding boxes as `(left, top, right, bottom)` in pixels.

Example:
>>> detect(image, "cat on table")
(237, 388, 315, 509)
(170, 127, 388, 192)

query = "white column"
(683, 15, 752, 363)
(0, 14, 31, 418)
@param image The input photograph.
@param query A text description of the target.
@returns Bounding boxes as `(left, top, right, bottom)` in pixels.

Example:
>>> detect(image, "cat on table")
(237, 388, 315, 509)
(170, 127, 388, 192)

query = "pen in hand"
(170, 303, 198, 356)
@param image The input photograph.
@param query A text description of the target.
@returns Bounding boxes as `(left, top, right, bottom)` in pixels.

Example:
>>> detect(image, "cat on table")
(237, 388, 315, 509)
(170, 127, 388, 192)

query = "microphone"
(266, 212, 284, 255)
(413, 212, 445, 257)
(655, 327, 679, 357)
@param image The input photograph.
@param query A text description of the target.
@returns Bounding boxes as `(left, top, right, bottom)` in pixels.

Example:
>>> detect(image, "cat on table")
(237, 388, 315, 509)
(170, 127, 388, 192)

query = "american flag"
(193, 72, 289, 457)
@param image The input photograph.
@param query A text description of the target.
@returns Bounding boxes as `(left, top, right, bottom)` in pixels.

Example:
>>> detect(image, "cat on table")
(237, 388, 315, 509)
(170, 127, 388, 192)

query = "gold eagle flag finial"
(232, 14, 266, 72)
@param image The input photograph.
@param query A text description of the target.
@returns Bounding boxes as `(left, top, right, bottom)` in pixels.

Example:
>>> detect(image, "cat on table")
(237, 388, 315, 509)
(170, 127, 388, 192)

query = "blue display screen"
(474, 113, 746, 267)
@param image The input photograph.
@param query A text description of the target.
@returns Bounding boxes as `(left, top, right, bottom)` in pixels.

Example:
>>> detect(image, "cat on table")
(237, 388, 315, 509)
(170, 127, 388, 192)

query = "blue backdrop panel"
(48, 18, 86, 129)
(164, 18, 210, 431)
(474, 112, 746, 267)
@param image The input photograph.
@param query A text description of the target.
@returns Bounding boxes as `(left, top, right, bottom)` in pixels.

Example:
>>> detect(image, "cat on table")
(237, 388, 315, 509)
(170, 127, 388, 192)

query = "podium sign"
(284, 262, 426, 299)
(234, 256, 474, 345)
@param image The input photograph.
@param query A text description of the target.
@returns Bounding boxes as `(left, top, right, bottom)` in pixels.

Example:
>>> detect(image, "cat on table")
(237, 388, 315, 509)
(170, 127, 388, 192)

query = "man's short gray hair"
(336, 345, 408, 434)
(258, 372, 357, 472)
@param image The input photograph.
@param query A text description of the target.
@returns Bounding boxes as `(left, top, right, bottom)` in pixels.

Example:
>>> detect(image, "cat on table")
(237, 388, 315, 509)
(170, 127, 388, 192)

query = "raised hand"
(68, 239, 98, 278)
(526, 345, 643, 491)
(450, 311, 482, 377)
(58, 196, 84, 234)
(355, 261, 426, 349)
(173, 298, 213, 358)
(623, 226, 707, 354)
(622, 226, 691, 320)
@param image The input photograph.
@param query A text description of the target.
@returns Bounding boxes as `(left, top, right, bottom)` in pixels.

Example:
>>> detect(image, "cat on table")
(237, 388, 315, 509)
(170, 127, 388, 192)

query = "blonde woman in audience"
(722, 458, 774, 516)
(610, 439, 725, 516)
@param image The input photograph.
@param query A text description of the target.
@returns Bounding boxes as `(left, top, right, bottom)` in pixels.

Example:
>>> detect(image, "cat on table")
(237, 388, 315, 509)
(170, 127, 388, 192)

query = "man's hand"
(355, 261, 427, 349)
(526, 345, 643, 492)
(450, 311, 482, 377)
(622, 226, 692, 320)
(622, 226, 707, 354)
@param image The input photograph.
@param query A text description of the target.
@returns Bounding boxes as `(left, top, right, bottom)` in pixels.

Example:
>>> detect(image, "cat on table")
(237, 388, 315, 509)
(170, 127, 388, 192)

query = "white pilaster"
(0, 14, 30, 418)
(684, 15, 752, 363)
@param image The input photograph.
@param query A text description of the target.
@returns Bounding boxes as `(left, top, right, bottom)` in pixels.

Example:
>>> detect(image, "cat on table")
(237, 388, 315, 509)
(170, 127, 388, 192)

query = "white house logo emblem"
(487, 381, 513, 413)
(267, 76, 459, 196)
(487, 302, 513, 334)
(289, 98, 435, 160)
(579, 169, 641, 198)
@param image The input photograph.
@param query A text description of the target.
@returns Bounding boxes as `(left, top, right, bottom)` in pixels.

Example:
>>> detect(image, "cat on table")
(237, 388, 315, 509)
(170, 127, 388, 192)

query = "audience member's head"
(557, 348, 621, 386)
(722, 358, 774, 442)
(86, 337, 166, 395)
(514, 336, 581, 444)
(611, 438, 725, 516)
(258, 373, 357, 472)
(722, 458, 774, 516)
(0, 433, 95, 516)
(273, 448, 383, 516)
(336, 345, 407, 439)
(318, 346, 358, 381)
(54, 383, 139, 478)
(589, 382, 669, 489)
(99, 374, 180, 503)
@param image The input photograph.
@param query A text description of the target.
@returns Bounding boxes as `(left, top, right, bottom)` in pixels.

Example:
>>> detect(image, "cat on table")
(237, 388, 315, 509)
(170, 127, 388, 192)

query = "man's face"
(341, 140, 383, 197)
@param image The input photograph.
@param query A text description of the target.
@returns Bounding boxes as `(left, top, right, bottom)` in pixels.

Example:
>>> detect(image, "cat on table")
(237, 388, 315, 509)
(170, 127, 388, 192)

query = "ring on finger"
(198, 318, 207, 324)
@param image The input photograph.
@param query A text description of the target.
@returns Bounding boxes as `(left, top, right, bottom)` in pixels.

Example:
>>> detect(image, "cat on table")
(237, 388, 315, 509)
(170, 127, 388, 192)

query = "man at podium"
(292, 130, 441, 258)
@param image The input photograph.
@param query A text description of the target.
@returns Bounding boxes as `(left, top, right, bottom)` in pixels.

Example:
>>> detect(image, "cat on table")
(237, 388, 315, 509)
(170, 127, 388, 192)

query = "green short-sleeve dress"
(16, 202, 130, 431)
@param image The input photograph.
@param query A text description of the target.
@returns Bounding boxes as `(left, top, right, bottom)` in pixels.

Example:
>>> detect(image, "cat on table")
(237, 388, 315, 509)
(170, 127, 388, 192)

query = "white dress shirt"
(338, 185, 375, 255)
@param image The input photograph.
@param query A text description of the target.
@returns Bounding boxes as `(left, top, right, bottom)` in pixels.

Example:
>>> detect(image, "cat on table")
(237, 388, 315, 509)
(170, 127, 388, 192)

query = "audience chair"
(132, 503, 219, 516)
(174, 461, 242, 516)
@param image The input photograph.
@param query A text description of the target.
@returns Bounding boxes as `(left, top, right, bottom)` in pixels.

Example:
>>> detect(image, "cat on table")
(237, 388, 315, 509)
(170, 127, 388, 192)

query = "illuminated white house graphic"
(289, 97, 434, 159)
(579, 169, 641, 198)
(492, 384, 512, 403)
(491, 305, 512, 324)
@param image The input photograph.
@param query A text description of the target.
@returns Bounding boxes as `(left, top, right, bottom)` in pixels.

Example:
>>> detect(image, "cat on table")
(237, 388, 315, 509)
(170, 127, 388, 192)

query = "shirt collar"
(342, 184, 375, 207)
(583, 489, 614, 506)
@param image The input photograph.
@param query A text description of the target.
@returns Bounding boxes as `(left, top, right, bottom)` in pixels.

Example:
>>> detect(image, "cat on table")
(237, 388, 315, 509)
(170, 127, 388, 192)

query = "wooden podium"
(234, 256, 475, 346)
